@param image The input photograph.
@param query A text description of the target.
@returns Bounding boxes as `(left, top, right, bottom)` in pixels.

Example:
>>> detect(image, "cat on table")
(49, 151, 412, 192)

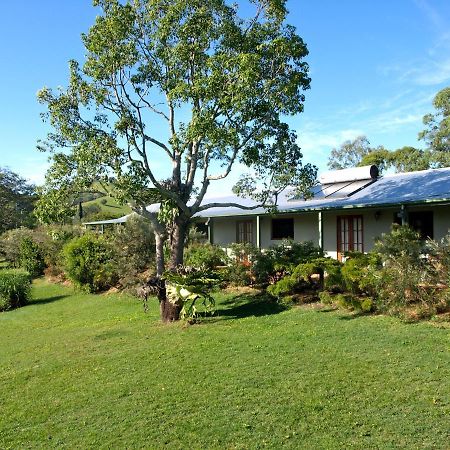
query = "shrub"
(318, 290, 333, 305)
(335, 293, 374, 312)
(341, 252, 381, 295)
(19, 238, 46, 277)
(0, 269, 32, 311)
(184, 242, 228, 270)
(374, 225, 424, 262)
(225, 263, 252, 286)
(41, 225, 82, 278)
(268, 240, 323, 274)
(0, 228, 35, 267)
(111, 215, 156, 287)
(236, 240, 324, 286)
(267, 275, 297, 298)
(63, 233, 118, 292)
(267, 257, 342, 299)
(363, 225, 447, 318)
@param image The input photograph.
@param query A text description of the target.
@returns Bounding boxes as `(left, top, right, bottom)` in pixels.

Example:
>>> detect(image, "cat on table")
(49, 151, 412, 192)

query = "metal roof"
(198, 167, 450, 217)
(83, 167, 450, 224)
(83, 214, 132, 225)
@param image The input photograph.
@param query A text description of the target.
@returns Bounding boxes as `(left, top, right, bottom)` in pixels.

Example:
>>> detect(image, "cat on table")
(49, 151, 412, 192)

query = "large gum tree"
(37, 0, 316, 321)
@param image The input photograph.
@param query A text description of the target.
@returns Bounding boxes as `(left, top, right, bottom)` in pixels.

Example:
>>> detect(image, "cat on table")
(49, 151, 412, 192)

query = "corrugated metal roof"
(83, 214, 132, 225)
(83, 167, 450, 224)
(198, 167, 450, 217)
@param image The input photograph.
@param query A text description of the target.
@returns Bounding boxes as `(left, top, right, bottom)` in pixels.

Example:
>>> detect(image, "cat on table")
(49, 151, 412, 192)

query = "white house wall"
(211, 214, 319, 249)
(322, 209, 394, 259)
(211, 204, 450, 257)
(260, 213, 319, 248)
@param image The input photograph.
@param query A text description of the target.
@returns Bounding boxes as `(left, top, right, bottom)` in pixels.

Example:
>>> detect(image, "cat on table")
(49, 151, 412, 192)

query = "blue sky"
(1, 0, 449, 194)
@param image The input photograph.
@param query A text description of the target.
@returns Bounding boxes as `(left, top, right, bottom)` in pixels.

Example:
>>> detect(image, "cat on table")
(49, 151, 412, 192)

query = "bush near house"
(266, 226, 450, 321)
(63, 233, 118, 293)
(225, 240, 324, 287)
(267, 257, 342, 300)
(184, 242, 228, 270)
(0, 269, 32, 311)
(111, 215, 156, 288)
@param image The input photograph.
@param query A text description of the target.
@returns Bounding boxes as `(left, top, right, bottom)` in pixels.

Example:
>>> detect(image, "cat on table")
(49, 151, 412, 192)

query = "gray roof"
(83, 214, 132, 225)
(199, 167, 450, 217)
(83, 167, 450, 224)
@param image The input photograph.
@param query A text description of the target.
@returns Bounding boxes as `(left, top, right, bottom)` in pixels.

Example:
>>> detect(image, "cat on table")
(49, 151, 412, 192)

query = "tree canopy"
(420, 86, 450, 153)
(37, 0, 315, 320)
(0, 168, 36, 234)
(328, 137, 434, 174)
(327, 136, 388, 171)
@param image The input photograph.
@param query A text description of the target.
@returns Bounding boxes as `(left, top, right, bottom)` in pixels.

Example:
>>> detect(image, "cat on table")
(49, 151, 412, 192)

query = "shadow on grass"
(213, 293, 287, 321)
(28, 295, 69, 306)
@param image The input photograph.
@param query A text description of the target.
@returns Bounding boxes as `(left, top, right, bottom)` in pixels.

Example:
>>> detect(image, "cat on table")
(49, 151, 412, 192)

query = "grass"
(0, 280, 449, 448)
(82, 195, 131, 218)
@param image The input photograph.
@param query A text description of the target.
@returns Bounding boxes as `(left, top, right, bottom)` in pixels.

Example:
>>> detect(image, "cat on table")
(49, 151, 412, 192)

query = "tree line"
(328, 87, 450, 172)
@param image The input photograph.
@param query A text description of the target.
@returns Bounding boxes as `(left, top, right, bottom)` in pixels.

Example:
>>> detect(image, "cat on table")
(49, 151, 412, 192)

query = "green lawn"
(1, 281, 449, 449)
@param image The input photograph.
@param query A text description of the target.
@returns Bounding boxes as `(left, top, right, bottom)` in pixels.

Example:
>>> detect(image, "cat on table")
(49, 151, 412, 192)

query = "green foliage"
(347, 226, 450, 319)
(184, 242, 228, 270)
(328, 136, 434, 175)
(269, 240, 323, 272)
(37, 0, 315, 293)
(374, 225, 424, 261)
(111, 215, 156, 286)
(0, 228, 34, 267)
(328, 136, 386, 171)
(225, 263, 253, 287)
(318, 290, 333, 305)
(0, 269, 32, 311)
(249, 240, 323, 285)
(420, 86, 450, 154)
(164, 267, 218, 320)
(0, 167, 36, 233)
(19, 238, 46, 277)
(63, 233, 118, 292)
(334, 293, 374, 313)
(267, 256, 341, 298)
(341, 251, 381, 295)
(386, 146, 431, 173)
(267, 274, 297, 298)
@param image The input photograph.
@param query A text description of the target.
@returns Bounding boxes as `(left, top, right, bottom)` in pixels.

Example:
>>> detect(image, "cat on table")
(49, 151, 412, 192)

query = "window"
(271, 218, 294, 240)
(337, 215, 363, 261)
(236, 220, 253, 244)
(409, 211, 434, 239)
(393, 210, 434, 240)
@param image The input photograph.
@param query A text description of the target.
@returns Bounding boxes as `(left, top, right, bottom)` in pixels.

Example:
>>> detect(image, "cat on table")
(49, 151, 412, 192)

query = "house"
(201, 166, 450, 260)
(84, 166, 450, 261)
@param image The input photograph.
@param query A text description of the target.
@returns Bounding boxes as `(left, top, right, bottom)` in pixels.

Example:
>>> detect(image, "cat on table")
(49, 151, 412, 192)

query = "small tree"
(0, 167, 36, 233)
(420, 86, 450, 154)
(37, 0, 316, 321)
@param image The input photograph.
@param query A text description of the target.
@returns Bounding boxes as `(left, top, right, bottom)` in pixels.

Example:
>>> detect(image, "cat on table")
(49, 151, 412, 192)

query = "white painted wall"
(260, 213, 319, 248)
(322, 209, 394, 259)
(211, 214, 320, 249)
(210, 204, 450, 258)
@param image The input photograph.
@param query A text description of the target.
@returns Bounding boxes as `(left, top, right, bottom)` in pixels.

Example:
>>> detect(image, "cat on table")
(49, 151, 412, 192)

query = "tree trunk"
(154, 231, 165, 277)
(159, 217, 188, 322)
(169, 217, 188, 269)
(160, 297, 181, 322)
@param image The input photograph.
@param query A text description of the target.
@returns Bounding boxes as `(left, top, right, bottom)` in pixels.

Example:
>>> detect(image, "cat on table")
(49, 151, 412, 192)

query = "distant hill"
(76, 181, 132, 222)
